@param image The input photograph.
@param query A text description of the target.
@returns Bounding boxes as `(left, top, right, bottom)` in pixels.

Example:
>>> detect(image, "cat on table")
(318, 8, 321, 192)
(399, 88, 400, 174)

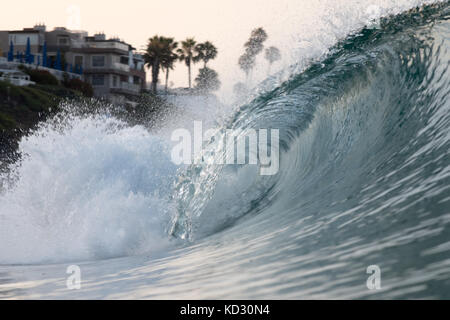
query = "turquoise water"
(1, 2, 449, 299)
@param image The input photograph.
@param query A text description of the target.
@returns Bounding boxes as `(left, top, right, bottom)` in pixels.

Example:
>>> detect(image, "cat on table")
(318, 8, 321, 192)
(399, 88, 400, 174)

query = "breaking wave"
(0, 0, 449, 299)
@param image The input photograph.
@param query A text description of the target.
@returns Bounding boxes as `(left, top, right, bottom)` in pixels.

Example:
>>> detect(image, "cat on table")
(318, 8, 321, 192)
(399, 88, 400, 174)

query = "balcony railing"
(112, 62, 130, 72)
(72, 41, 129, 52)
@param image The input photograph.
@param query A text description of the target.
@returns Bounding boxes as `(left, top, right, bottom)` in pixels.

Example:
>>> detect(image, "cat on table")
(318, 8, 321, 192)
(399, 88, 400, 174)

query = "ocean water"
(1, 1, 450, 299)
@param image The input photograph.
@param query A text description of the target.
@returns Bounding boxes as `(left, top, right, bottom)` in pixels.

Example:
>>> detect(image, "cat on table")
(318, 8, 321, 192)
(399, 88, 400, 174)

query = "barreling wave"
(169, 2, 450, 245)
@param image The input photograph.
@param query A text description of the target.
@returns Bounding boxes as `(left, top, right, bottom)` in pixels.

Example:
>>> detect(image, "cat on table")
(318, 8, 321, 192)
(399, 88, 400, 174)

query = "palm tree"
(238, 52, 255, 81)
(264, 46, 281, 74)
(177, 38, 200, 88)
(160, 37, 178, 93)
(245, 27, 268, 57)
(195, 41, 218, 68)
(144, 35, 167, 94)
(238, 27, 268, 83)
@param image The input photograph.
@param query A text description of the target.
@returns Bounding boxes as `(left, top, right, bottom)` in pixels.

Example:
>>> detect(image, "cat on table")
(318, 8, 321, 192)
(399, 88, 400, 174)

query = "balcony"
(84, 63, 130, 76)
(112, 62, 130, 73)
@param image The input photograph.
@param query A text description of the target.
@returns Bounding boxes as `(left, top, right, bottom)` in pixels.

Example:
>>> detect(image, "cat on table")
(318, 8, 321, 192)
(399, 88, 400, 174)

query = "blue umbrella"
(42, 41, 47, 67)
(69, 64, 73, 73)
(25, 37, 31, 64)
(8, 41, 14, 62)
(55, 49, 62, 70)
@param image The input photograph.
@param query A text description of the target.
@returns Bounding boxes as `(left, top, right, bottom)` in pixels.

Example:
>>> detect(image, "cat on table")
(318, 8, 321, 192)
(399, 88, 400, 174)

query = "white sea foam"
(0, 115, 178, 264)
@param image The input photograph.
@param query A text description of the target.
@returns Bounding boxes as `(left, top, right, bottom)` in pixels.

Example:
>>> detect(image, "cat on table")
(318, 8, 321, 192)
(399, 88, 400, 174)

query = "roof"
(9, 30, 40, 34)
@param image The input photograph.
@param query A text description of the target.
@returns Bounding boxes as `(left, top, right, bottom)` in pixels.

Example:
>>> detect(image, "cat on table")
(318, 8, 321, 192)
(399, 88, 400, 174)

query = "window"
(120, 56, 129, 65)
(92, 74, 105, 86)
(113, 75, 118, 87)
(58, 37, 69, 45)
(92, 56, 105, 67)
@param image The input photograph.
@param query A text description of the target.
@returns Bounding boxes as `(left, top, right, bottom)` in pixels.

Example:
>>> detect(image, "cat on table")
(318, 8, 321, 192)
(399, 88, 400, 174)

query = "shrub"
(0, 112, 16, 130)
(195, 67, 221, 93)
(63, 78, 94, 97)
(24, 69, 59, 86)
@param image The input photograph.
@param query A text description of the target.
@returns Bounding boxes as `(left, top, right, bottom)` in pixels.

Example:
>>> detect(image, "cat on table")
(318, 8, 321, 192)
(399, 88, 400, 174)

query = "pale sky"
(1, 0, 423, 99)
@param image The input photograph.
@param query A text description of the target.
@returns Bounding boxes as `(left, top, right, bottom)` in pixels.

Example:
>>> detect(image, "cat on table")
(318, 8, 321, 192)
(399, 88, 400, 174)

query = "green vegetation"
(238, 27, 268, 81)
(195, 67, 220, 93)
(144, 35, 169, 94)
(63, 77, 94, 97)
(0, 81, 69, 131)
(0, 70, 93, 161)
(18, 65, 93, 96)
(235, 27, 281, 97)
(160, 38, 179, 93)
(18, 65, 58, 85)
(0, 80, 59, 160)
(195, 41, 218, 68)
(28, 69, 59, 86)
(0, 112, 16, 130)
(177, 38, 200, 89)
